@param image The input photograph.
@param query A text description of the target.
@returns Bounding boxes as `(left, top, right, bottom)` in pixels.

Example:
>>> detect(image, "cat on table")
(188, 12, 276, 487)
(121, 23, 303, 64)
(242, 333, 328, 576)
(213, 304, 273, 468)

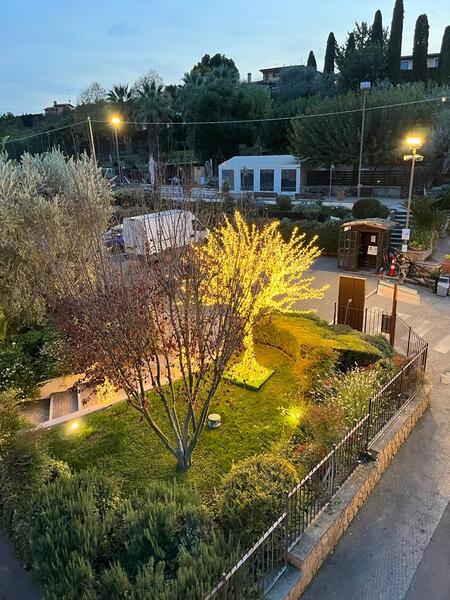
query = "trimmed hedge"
(281, 219, 341, 255)
(352, 198, 389, 219)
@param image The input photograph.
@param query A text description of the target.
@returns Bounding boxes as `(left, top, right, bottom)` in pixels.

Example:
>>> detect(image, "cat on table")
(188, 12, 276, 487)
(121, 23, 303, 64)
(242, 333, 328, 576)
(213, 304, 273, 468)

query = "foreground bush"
(220, 453, 299, 540)
(0, 432, 71, 564)
(29, 476, 239, 600)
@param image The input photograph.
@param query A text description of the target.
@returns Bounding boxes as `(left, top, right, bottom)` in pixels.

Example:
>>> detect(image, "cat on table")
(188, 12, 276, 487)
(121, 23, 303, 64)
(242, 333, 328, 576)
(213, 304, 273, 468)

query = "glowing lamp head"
(111, 116, 121, 126)
(406, 136, 423, 150)
(70, 420, 79, 431)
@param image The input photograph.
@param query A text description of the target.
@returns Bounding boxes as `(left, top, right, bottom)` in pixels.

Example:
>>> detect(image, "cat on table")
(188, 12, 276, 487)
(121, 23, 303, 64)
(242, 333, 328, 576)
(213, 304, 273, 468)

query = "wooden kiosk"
(338, 219, 394, 272)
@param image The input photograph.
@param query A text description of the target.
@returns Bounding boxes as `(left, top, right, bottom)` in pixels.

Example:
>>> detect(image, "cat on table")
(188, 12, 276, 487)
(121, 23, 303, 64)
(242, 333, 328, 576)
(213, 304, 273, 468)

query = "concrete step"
(49, 390, 78, 420)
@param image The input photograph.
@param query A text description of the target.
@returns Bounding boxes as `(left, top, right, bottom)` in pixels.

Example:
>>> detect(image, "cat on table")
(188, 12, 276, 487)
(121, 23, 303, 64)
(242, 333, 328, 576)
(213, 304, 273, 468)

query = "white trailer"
(122, 210, 207, 256)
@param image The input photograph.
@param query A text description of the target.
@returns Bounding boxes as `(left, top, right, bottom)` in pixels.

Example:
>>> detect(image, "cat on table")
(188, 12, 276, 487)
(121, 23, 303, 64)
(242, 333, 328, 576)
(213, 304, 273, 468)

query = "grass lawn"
(46, 315, 380, 498)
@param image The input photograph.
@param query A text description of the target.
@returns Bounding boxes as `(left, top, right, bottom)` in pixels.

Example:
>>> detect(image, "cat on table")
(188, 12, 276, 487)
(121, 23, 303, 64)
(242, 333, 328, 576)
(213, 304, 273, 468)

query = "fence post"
(364, 307, 368, 333)
(365, 397, 373, 450)
(284, 492, 290, 564)
(221, 573, 228, 600)
(330, 444, 336, 496)
(333, 303, 337, 325)
(406, 326, 412, 357)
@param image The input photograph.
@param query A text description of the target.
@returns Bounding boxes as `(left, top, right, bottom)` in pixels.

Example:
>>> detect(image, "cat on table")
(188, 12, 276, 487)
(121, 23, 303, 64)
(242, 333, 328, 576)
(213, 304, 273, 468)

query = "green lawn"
(46, 315, 380, 498)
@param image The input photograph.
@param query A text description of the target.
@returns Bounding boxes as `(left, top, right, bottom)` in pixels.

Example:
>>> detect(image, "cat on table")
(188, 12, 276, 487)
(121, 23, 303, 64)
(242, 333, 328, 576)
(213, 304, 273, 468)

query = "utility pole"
(87, 116, 97, 164)
(357, 82, 371, 202)
(329, 162, 334, 200)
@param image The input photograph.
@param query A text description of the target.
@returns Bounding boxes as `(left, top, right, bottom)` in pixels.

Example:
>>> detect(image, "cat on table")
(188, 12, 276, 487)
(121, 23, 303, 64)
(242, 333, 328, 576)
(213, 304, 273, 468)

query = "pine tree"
(307, 50, 317, 69)
(370, 10, 383, 45)
(386, 0, 404, 84)
(439, 25, 450, 84)
(324, 32, 337, 74)
(413, 14, 429, 82)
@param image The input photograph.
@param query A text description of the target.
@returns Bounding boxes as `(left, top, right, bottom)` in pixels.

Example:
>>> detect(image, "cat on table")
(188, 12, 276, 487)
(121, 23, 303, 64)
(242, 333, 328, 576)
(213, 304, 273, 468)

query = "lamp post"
(403, 136, 424, 235)
(111, 116, 122, 186)
(357, 81, 371, 202)
(329, 162, 335, 200)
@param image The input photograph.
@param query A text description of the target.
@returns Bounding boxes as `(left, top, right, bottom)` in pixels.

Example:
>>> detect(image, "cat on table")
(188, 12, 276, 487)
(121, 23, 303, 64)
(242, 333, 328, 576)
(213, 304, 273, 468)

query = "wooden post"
(390, 283, 398, 346)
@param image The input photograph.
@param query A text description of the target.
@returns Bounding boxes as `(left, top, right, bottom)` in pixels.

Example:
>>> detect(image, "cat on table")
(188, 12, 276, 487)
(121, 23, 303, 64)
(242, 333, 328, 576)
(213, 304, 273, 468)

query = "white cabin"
(218, 155, 301, 196)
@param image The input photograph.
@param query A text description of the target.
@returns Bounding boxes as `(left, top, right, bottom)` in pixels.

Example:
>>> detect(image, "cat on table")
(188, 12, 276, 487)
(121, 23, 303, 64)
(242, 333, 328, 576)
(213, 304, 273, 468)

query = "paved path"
(301, 255, 450, 600)
(0, 534, 40, 600)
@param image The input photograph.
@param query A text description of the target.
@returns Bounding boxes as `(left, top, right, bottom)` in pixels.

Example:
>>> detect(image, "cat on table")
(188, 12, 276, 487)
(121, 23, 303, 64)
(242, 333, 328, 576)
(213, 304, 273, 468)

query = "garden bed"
(46, 314, 383, 497)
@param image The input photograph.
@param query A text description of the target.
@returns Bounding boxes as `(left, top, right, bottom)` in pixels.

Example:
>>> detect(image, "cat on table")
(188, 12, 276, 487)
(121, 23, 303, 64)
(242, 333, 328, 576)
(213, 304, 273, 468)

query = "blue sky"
(1, 0, 449, 114)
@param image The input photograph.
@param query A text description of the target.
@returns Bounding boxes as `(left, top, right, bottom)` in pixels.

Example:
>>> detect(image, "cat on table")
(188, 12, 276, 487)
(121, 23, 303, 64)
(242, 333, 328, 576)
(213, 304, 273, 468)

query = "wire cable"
(4, 120, 88, 145)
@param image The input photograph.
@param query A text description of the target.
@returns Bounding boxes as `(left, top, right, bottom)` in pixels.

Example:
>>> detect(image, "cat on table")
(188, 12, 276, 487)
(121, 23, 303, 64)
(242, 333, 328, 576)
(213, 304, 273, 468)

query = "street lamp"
(110, 115, 122, 185)
(357, 81, 371, 202)
(403, 135, 424, 237)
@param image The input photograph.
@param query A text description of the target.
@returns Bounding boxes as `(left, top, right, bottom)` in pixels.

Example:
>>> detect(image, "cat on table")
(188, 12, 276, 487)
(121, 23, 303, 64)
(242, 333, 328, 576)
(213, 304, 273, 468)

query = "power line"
(92, 95, 448, 126)
(4, 120, 88, 145)
(3, 95, 448, 146)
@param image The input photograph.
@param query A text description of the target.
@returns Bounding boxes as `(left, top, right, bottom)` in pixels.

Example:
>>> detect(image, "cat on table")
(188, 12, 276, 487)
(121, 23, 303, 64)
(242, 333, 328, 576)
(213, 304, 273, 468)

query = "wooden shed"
(338, 219, 395, 272)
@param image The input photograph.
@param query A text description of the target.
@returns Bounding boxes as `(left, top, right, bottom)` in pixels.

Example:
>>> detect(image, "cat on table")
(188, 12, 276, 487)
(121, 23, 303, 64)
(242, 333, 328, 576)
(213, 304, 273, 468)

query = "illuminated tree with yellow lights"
(199, 212, 327, 386)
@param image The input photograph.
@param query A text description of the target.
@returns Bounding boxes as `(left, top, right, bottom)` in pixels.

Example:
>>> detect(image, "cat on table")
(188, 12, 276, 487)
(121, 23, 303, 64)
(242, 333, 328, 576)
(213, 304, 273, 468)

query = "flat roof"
(219, 154, 300, 169)
(400, 52, 440, 60)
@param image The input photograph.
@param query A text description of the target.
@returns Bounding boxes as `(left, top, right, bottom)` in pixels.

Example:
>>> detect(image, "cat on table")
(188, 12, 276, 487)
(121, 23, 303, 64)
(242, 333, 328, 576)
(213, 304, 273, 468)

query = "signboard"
(402, 228, 411, 241)
(367, 245, 378, 256)
(377, 281, 420, 305)
(360, 81, 372, 90)
(401, 244, 408, 253)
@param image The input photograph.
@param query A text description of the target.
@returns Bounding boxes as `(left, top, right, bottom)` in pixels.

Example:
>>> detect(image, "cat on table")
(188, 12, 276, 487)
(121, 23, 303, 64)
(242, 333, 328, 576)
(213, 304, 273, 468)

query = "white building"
(218, 155, 301, 196)
(400, 52, 439, 71)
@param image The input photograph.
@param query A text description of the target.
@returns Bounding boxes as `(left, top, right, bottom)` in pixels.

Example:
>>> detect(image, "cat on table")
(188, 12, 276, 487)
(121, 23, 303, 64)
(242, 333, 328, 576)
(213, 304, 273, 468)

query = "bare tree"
(52, 204, 260, 470)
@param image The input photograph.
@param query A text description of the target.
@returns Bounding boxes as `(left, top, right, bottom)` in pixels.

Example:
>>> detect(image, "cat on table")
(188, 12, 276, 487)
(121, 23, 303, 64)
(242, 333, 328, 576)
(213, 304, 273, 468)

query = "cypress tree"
(439, 25, 450, 84)
(307, 50, 317, 69)
(324, 32, 337, 74)
(371, 10, 383, 45)
(413, 14, 429, 82)
(386, 0, 404, 84)
(345, 32, 356, 60)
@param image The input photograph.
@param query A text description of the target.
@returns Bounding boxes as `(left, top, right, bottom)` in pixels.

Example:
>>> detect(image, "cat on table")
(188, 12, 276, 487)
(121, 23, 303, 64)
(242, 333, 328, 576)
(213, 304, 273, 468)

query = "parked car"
(122, 210, 208, 256)
(104, 224, 124, 253)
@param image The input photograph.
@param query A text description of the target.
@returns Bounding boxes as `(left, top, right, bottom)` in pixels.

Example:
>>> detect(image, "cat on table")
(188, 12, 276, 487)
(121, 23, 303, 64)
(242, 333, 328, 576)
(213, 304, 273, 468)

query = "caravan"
(122, 210, 208, 256)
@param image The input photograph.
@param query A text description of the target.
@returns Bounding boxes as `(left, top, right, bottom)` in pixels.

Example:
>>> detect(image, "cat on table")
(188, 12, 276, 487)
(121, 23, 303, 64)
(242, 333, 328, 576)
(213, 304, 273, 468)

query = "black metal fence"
(205, 331, 428, 599)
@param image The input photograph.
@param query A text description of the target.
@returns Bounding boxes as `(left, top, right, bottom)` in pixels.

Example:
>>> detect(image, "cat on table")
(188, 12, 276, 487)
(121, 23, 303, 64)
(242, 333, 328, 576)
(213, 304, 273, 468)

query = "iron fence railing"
(205, 335, 428, 599)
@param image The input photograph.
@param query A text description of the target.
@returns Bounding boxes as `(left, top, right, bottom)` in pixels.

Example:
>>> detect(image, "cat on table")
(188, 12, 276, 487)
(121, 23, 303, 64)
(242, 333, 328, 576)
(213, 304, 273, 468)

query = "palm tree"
(134, 81, 172, 164)
(107, 84, 133, 106)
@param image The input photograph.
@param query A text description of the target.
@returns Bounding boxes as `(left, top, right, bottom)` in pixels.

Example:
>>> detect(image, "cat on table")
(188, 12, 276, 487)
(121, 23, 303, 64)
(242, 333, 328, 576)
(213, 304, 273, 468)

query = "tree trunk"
(177, 447, 192, 471)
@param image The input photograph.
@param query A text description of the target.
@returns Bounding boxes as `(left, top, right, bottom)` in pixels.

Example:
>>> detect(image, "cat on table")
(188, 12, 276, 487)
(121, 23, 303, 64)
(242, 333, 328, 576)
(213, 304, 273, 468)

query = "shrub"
(0, 323, 71, 398)
(29, 470, 123, 599)
(220, 453, 299, 540)
(292, 219, 341, 254)
(276, 195, 292, 211)
(254, 317, 299, 359)
(0, 389, 28, 455)
(352, 198, 389, 219)
(360, 333, 394, 358)
(0, 432, 71, 564)
(317, 367, 382, 426)
(336, 346, 382, 370)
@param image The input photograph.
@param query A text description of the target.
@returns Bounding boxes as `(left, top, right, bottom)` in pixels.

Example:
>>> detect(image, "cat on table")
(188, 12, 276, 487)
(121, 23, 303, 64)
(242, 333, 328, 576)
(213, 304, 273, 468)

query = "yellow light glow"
(406, 136, 423, 149)
(111, 116, 121, 126)
(198, 211, 327, 381)
(68, 420, 79, 432)
(285, 406, 304, 426)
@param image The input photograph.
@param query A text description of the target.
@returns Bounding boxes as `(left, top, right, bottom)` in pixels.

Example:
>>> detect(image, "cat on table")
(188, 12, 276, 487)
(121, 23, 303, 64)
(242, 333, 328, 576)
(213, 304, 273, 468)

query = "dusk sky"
(2, 0, 449, 115)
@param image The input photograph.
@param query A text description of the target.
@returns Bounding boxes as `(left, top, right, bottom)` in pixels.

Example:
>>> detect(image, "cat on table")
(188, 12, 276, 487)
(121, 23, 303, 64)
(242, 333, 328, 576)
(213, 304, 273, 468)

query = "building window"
(222, 169, 234, 191)
(400, 60, 410, 71)
(241, 169, 254, 191)
(281, 169, 297, 192)
(260, 169, 274, 191)
(434, 58, 439, 68)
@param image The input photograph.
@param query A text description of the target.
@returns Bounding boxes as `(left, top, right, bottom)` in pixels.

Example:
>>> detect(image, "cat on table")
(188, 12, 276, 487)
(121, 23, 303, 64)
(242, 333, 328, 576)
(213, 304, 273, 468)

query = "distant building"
(218, 155, 302, 196)
(259, 65, 299, 85)
(400, 52, 440, 72)
(44, 101, 75, 117)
